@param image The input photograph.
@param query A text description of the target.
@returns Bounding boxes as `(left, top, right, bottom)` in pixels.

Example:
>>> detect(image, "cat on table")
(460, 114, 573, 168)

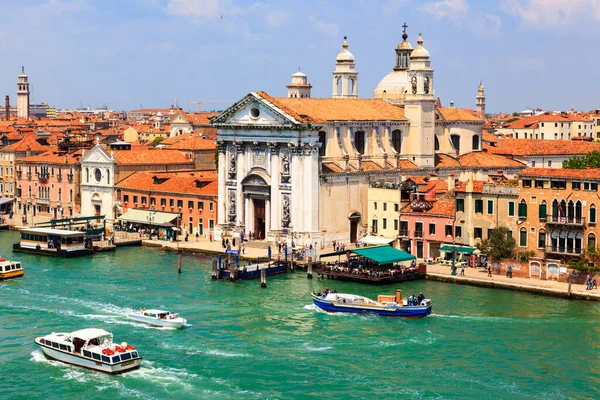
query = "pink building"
(399, 181, 455, 260)
(15, 150, 82, 220)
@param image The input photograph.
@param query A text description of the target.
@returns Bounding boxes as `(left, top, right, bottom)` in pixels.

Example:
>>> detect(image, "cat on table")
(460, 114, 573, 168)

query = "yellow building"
(367, 181, 402, 246)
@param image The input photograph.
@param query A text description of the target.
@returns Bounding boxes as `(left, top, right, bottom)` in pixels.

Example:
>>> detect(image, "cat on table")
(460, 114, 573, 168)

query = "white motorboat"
(34, 328, 141, 374)
(127, 308, 187, 328)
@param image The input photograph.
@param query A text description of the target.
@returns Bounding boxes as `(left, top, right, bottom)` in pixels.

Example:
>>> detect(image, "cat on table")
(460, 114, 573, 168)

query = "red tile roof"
(458, 151, 525, 168)
(361, 160, 384, 171)
(163, 133, 216, 151)
(112, 150, 193, 165)
(3, 132, 49, 152)
(421, 180, 448, 194)
(519, 167, 600, 179)
(322, 161, 344, 173)
(116, 171, 218, 196)
(437, 107, 482, 122)
(406, 176, 428, 185)
(435, 153, 460, 168)
(455, 180, 486, 193)
(20, 150, 81, 165)
(489, 138, 600, 156)
(401, 197, 455, 217)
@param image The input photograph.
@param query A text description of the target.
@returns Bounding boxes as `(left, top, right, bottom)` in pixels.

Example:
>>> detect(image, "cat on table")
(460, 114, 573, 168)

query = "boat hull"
(127, 313, 186, 328)
(0, 270, 24, 280)
(35, 339, 141, 374)
(311, 294, 432, 318)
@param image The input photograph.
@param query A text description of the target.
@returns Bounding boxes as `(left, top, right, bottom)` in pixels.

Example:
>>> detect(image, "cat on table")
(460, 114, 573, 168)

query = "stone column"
(265, 198, 271, 238)
(234, 142, 245, 235)
(268, 142, 280, 232)
(216, 142, 227, 232)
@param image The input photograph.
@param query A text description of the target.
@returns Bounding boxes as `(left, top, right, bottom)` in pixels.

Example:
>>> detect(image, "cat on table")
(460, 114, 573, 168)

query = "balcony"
(39, 173, 49, 183)
(67, 174, 73, 182)
(410, 199, 433, 211)
(398, 229, 409, 237)
(36, 198, 50, 205)
(26, 173, 32, 180)
(16, 171, 22, 179)
(546, 216, 586, 227)
(545, 246, 583, 256)
(57, 174, 63, 182)
(413, 230, 424, 238)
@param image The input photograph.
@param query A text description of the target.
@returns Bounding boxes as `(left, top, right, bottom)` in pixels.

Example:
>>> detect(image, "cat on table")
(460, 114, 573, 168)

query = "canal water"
(1, 230, 598, 399)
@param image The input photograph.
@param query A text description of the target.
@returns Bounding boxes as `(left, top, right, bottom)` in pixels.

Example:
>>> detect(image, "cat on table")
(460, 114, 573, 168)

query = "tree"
(476, 227, 516, 261)
(563, 150, 600, 169)
(151, 136, 165, 147)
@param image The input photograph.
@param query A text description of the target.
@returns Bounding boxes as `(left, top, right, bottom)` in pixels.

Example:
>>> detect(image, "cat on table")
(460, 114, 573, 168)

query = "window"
(92, 353, 101, 361)
(472, 134, 480, 150)
(487, 228, 494, 239)
(188, 201, 194, 209)
(535, 180, 544, 189)
(547, 160, 552, 167)
(508, 201, 515, 217)
(374, 202, 378, 210)
(150, 197, 156, 206)
(453, 226, 460, 237)
(532, 161, 536, 167)
(102, 355, 111, 363)
(318, 131, 327, 157)
(518, 201, 527, 218)
(383, 218, 387, 229)
(474, 227, 483, 239)
(394, 203, 399, 212)
(445, 225, 453, 236)
(160, 198, 166, 206)
(383, 203, 387, 211)
(394, 219, 398, 230)
(391, 130, 402, 153)
(456, 198, 465, 212)
(429, 223, 436, 235)
(170, 199, 175, 207)
(354, 131, 365, 154)
(550, 180, 566, 189)
(121, 353, 132, 361)
(538, 230, 546, 249)
(209, 219, 214, 229)
(177, 200, 183, 208)
(141, 197, 147, 205)
(133, 195, 138, 204)
(584, 182, 599, 191)
(83, 350, 92, 358)
(209, 202, 214, 211)
(572, 181, 581, 190)
(590, 205, 597, 224)
(123, 195, 129, 203)
(522, 179, 532, 188)
(451, 135, 460, 152)
(487, 200, 494, 215)
(538, 202, 548, 220)
(519, 228, 527, 247)
(475, 199, 483, 214)
(415, 222, 423, 237)
(198, 201, 204, 210)
(589, 233, 596, 249)
(372, 219, 378, 233)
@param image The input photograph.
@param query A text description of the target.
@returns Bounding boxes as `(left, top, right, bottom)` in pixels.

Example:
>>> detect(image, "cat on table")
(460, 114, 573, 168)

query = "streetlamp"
(147, 207, 156, 240)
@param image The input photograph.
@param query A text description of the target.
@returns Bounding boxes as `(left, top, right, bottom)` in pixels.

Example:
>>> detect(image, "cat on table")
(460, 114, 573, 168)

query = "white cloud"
(500, 0, 600, 29)
(309, 16, 339, 38)
(420, 0, 468, 20)
(265, 9, 288, 28)
(381, 0, 409, 15)
(166, 0, 252, 18)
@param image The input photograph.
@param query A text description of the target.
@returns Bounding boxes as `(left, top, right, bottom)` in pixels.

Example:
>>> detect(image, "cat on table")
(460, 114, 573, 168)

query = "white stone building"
(80, 145, 116, 221)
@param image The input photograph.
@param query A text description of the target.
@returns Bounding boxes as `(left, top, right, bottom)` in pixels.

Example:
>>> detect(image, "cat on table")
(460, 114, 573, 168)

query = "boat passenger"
(408, 294, 414, 306)
(417, 292, 424, 304)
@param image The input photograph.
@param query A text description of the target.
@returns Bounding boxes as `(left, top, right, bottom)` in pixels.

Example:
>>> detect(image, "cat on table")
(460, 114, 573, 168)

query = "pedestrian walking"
(460, 265, 465, 276)
(487, 265, 492, 277)
(242, 244, 245, 254)
(210, 233, 213, 242)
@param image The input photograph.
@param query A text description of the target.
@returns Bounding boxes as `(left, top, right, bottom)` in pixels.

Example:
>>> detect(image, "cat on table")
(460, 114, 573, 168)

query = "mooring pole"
(177, 251, 182, 274)
(307, 256, 313, 279)
(212, 257, 218, 280)
(261, 265, 267, 288)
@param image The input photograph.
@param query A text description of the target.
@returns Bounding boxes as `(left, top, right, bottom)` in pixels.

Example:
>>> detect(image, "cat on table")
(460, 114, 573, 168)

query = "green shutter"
(591, 208, 596, 223)
(520, 230, 527, 246)
(539, 204, 547, 219)
(508, 202, 515, 216)
(475, 200, 483, 213)
(487, 200, 493, 214)
(518, 203, 527, 218)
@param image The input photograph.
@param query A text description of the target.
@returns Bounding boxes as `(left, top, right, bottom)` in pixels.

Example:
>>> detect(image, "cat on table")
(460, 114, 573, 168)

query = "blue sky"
(0, 0, 599, 113)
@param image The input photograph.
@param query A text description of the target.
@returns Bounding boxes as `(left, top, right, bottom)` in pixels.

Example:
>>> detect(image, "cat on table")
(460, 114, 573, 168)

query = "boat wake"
(160, 342, 248, 358)
(302, 343, 333, 352)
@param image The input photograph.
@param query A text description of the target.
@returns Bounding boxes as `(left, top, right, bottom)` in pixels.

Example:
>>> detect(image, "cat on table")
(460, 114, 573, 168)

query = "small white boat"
(34, 328, 141, 374)
(127, 308, 187, 328)
(0, 258, 24, 280)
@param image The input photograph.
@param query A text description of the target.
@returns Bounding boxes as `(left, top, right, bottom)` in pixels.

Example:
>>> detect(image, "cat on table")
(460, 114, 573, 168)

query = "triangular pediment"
(211, 92, 298, 128)
(171, 112, 190, 125)
(81, 144, 114, 164)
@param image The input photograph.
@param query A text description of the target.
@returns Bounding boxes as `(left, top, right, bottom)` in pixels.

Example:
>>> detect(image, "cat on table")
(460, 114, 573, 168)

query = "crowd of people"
(321, 260, 422, 280)
(407, 292, 425, 306)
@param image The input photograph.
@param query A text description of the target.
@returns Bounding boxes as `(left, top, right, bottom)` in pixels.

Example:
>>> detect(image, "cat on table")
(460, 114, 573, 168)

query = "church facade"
(212, 32, 514, 246)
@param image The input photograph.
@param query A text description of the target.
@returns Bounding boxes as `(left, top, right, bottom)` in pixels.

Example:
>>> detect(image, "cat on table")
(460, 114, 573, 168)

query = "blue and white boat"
(311, 290, 432, 318)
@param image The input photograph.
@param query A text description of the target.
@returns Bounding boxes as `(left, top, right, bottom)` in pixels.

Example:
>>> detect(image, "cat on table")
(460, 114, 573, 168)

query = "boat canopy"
(70, 328, 111, 341)
(439, 244, 477, 255)
(357, 235, 395, 246)
(320, 245, 415, 264)
(20, 227, 85, 236)
(117, 209, 179, 226)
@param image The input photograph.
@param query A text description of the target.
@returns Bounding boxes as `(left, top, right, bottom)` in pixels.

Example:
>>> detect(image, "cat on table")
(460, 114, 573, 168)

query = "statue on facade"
(228, 191, 236, 222)
(228, 151, 236, 179)
(281, 149, 291, 183)
(282, 195, 290, 227)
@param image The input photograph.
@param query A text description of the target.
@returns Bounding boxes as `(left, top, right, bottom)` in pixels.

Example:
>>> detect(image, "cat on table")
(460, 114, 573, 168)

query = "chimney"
(466, 171, 474, 193)
(446, 172, 455, 191)
(5, 95, 9, 121)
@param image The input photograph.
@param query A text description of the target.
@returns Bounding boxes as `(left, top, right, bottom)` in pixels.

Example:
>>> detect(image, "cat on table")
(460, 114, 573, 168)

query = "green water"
(0, 231, 599, 399)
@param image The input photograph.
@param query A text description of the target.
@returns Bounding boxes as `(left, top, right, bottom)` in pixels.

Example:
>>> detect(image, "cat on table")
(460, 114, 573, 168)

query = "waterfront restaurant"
(317, 245, 423, 284)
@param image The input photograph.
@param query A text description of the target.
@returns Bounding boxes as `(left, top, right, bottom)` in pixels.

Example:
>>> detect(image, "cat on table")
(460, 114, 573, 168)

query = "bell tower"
(403, 34, 436, 168)
(332, 37, 358, 98)
(17, 66, 30, 119)
(287, 68, 312, 98)
(476, 81, 486, 119)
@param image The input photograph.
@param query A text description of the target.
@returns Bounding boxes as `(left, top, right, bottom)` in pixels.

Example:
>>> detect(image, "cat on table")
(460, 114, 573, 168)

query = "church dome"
(336, 37, 354, 62)
(396, 39, 413, 51)
(292, 71, 307, 77)
(410, 35, 430, 59)
(374, 70, 409, 105)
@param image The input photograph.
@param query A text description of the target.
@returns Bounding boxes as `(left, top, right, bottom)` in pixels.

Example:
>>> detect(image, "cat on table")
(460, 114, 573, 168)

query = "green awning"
(117, 209, 179, 225)
(439, 244, 476, 254)
(351, 246, 415, 264)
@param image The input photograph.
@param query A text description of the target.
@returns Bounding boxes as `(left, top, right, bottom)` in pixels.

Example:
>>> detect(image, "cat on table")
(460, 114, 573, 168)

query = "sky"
(0, 0, 599, 114)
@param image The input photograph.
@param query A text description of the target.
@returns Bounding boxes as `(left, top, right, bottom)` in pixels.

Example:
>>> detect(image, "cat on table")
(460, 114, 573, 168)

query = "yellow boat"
(0, 258, 24, 280)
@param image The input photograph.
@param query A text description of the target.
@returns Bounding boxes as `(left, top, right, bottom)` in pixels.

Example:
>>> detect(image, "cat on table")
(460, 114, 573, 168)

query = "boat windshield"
(88, 335, 111, 347)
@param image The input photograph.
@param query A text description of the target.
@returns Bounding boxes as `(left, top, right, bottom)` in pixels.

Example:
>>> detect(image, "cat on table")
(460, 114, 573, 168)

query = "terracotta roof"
(489, 138, 600, 156)
(506, 113, 577, 130)
(322, 161, 344, 173)
(437, 107, 482, 122)
(435, 153, 460, 168)
(421, 180, 448, 194)
(481, 130, 498, 144)
(458, 152, 525, 168)
(361, 160, 384, 171)
(116, 171, 218, 196)
(519, 168, 600, 179)
(455, 180, 486, 193)
(406, 176, 428, 185)
(256, 92, 408, 123)
(19, 150, 81, 165)
(177, 111, 219, 126)
(112, 150, 193, 165)
(163, 133, 216, 151)
(399, 159, 418, 169)
(3, 132, 49, 152)
(401, 197, 455, 217)
(160, 136, 184, 145)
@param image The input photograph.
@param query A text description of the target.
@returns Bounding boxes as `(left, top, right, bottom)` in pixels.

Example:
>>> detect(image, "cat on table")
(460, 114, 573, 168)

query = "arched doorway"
(348, 211, 361, 243)
(241, 169, 271, 240)
(547, 263, 559, 280)
(529, 261, 541, 279)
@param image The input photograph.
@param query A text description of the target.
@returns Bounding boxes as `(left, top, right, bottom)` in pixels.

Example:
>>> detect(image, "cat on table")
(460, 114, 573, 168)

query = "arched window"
(354, 131, 365, 154)
(575, 201, 582, 223)
(391, 130, 402, 153)
(451, 134, 460, 152)
(434, 135, 440, 151)
(519, 227, 527, 247)
(58, 188, 61, 201)
(538, 229, 546, 249)
(348, 78, 354, 94)
(590, 203, 596, 224)
(318, 131, 327, 157)
(472, 134, 480, 150)
(567, 200, 575, 221)
(337, 78, 342, 95)
(106, 169, 110, 185)
(539, 200, 547, 220)
(69, 189, 73, 202)
(552, 199, 559, 220)
(589, 233, 596, 249)
(85, 167, 89, 183)
(518, 199, 527, 219)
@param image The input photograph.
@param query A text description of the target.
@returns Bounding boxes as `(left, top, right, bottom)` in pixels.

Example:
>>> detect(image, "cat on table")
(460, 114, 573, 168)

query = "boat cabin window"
(92, 353, 101, 361)
(131, 351, 138, 358)
(120, 352, 132, 361)
(101, 355, 111, 363)
(59, 344, 69, 351)
(83, 350, 92, 358)
(143, 312, 155, 317)
(158, 314, 167, 319)
(73, 338, 85, 353)
(40, 339, 47, 345)
(112, 355, 121, 363)
(51, 342, 59, 349)
(88, 338, 100, 346)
